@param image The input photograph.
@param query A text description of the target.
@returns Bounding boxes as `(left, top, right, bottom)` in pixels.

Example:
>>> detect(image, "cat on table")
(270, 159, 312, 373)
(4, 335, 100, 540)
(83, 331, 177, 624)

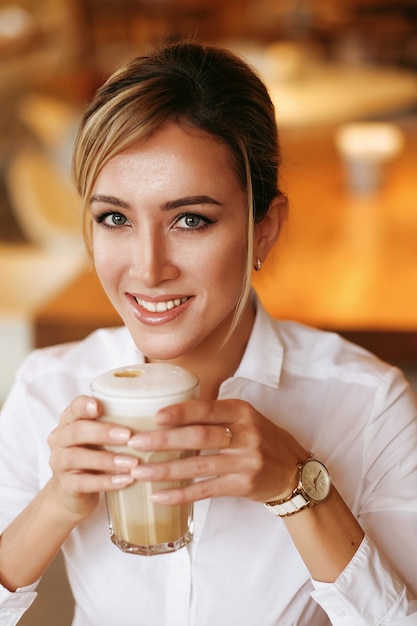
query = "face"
(90, 121, 253, 362)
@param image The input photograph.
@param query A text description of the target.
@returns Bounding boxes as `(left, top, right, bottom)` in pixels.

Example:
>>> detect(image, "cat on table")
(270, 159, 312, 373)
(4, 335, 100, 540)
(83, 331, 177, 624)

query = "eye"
(174, 213, 213, 231)
(96, 211, 129, 228)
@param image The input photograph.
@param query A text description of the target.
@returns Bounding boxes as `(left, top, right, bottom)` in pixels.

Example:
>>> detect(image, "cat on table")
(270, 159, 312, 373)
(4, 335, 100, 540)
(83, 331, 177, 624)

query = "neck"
(146, 300, 256, 400)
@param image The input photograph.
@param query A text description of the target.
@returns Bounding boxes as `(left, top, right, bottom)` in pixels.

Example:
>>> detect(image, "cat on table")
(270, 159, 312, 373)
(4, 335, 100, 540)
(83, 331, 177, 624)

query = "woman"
(0, 40, 416, 625)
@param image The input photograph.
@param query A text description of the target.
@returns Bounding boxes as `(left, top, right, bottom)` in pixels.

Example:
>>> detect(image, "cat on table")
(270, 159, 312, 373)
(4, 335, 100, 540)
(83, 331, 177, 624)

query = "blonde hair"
(73, 40, 287, 337)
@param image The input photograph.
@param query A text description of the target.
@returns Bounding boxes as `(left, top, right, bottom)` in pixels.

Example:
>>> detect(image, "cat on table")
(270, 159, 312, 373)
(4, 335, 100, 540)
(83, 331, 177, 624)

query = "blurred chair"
(0, 242, 86, 403)
(5, 146, 83, 251)
(0, 95, 86, 404)
(16, 92, 80, 172)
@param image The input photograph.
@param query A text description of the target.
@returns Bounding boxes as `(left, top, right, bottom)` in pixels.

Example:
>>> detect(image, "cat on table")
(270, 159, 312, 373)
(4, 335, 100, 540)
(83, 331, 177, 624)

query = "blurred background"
(0, 1, 417, 623)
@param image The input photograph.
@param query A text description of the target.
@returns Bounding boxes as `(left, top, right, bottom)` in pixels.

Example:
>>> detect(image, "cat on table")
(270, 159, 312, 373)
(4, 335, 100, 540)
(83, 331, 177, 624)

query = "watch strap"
(264, 490, 311, 517)
(264, 453, 316, 518)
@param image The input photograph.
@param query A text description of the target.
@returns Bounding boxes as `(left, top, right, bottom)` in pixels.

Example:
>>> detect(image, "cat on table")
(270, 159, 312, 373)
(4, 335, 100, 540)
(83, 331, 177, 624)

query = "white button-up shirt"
(0, 299, 416, 625)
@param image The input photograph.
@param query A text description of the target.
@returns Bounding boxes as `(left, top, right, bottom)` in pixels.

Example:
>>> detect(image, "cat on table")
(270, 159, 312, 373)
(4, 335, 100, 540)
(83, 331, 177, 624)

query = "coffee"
(91, 363, 199, 555)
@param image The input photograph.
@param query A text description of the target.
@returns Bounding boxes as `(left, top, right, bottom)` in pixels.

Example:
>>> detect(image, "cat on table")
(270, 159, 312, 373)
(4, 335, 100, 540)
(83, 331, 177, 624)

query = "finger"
(130, 449, 248, 482)
(57, 396, 132, 445)
(146, 473, 250, 505)
(50, 445, 139, 475)
(59, 395, 101, 426)
(48, 417, 131, 451)
(128, 423, 234, 452)
(59, 469, 135, 495)
(155, 398, 248, 428)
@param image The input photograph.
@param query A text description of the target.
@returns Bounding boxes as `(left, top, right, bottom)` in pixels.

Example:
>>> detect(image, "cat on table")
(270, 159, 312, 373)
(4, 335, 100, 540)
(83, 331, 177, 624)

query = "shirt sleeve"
(311, 536, 417, 625)
(0, 583, 38, 626)
(0, 355, 52, 623)
(312, 366, 417, 625)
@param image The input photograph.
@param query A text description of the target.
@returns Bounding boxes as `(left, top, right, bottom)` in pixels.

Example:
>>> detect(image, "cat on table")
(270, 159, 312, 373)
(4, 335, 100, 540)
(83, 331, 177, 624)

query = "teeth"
(136, 296, 188, 312)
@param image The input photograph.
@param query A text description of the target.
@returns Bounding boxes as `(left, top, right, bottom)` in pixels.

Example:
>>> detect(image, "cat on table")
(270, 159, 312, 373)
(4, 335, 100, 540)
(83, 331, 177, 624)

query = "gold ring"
(224, 426, 232, 447)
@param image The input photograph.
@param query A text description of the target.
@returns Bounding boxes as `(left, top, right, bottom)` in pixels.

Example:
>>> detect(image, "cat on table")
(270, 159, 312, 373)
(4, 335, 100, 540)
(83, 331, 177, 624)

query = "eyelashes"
(93, 211, 215, 232)
(173, 212, 214, 232)
(94, 211, 128, 228)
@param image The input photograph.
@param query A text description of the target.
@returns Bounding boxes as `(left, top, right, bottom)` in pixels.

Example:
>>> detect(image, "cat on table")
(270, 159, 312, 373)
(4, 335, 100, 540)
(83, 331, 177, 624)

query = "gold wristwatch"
(264, 454, 332, 517)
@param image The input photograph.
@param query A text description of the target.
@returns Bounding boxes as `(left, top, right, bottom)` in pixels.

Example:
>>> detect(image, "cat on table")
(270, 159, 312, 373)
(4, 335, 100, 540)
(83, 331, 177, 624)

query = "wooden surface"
(266, 65, 417, 127)
(255, 123, 417, 327)
(35, 122, 417, 363)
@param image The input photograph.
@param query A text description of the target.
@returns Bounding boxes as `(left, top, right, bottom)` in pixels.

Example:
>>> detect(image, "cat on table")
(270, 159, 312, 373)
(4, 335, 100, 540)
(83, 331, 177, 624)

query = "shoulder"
(15, 326, 143, 393)
(273, 317, 396, 386)
(248, 298, 405, 394)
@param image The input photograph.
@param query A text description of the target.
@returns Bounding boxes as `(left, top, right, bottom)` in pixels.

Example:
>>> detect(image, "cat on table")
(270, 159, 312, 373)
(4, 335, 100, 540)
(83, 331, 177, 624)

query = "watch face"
(301, 459, 331, 503)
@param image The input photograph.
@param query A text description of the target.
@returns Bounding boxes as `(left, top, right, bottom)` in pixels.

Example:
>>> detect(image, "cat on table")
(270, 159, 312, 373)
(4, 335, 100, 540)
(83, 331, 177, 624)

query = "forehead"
(93, 121, 241, 193)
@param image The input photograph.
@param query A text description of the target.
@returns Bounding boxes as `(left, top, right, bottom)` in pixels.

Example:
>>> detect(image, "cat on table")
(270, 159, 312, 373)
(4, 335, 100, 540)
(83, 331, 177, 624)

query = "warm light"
(335, 122, 404, 162)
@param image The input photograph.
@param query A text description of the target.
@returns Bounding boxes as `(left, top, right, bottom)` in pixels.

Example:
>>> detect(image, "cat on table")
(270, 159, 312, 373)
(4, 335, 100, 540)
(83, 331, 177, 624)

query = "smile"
(134, 296, 189, 312)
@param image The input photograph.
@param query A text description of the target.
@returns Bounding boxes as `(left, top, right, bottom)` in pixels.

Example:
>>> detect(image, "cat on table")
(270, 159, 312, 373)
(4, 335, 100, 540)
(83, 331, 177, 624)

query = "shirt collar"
(232, 294, 284, 389)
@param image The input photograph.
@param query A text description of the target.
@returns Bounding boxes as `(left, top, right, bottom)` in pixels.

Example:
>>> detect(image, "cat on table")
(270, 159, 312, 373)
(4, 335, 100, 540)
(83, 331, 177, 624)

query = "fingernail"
(131, 465, 155, 479)
(86, 399, 98, 416)
(113, 455, 138, 468)
(111, 474, 134, 486)
(128, 434, 151, 448)
(109, 427, 131, 443)
(155, 409, 171, 424)
(148, 492, 171, 503)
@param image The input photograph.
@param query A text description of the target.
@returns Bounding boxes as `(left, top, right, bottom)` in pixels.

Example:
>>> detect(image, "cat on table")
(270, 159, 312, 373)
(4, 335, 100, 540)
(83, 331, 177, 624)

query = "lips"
(128, 294, 191, 325)
(134, 296, 188, 313)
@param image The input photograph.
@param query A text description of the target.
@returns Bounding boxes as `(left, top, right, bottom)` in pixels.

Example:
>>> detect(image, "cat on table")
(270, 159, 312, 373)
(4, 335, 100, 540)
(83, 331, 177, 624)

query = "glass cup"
(91, 363, 199, 556)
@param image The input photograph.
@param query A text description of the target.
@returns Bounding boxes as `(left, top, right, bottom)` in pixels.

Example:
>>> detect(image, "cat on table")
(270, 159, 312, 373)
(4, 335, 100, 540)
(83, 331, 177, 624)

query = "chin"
(131, 334, 194, 363)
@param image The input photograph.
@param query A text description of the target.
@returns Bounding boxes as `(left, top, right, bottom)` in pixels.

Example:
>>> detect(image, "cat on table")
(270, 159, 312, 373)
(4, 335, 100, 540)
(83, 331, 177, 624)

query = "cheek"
(92, 238, 106, 273)
(92, 237, 122, 286)
(208, 236, 247, 290)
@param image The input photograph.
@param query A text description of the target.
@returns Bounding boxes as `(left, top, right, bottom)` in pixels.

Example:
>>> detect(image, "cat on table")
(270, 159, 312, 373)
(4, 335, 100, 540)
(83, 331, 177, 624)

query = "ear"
(253, 194, 288, 265)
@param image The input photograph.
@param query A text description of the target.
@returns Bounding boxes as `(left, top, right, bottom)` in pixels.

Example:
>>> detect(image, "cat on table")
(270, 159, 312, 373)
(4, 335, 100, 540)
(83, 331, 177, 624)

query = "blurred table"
(237, 43, 417, 127)
(254, 123, 417, 364)
(35, 123, 417, 364)
(267, 65, 417, 127)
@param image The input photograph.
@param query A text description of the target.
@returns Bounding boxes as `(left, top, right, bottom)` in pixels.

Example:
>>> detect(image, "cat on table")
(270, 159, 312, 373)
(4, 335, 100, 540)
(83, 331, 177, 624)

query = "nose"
(128, 227, 179, 287)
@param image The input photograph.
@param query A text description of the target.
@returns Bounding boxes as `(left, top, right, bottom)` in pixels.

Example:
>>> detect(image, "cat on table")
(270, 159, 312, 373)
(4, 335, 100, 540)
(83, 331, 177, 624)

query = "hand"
(47, 396, 139, 520)
(128, 399, 308, 505)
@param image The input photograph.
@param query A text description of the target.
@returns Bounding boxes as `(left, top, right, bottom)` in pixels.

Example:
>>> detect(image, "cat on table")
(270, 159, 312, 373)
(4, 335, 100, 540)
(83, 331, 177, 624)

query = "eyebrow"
(163, 195, 221, 210)
(89, 194, 221, 210)
(90, 195, 129, 208)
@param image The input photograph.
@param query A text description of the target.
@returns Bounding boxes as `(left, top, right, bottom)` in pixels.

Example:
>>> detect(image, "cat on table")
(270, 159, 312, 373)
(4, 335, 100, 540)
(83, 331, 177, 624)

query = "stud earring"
(254, 257, 262, 271)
